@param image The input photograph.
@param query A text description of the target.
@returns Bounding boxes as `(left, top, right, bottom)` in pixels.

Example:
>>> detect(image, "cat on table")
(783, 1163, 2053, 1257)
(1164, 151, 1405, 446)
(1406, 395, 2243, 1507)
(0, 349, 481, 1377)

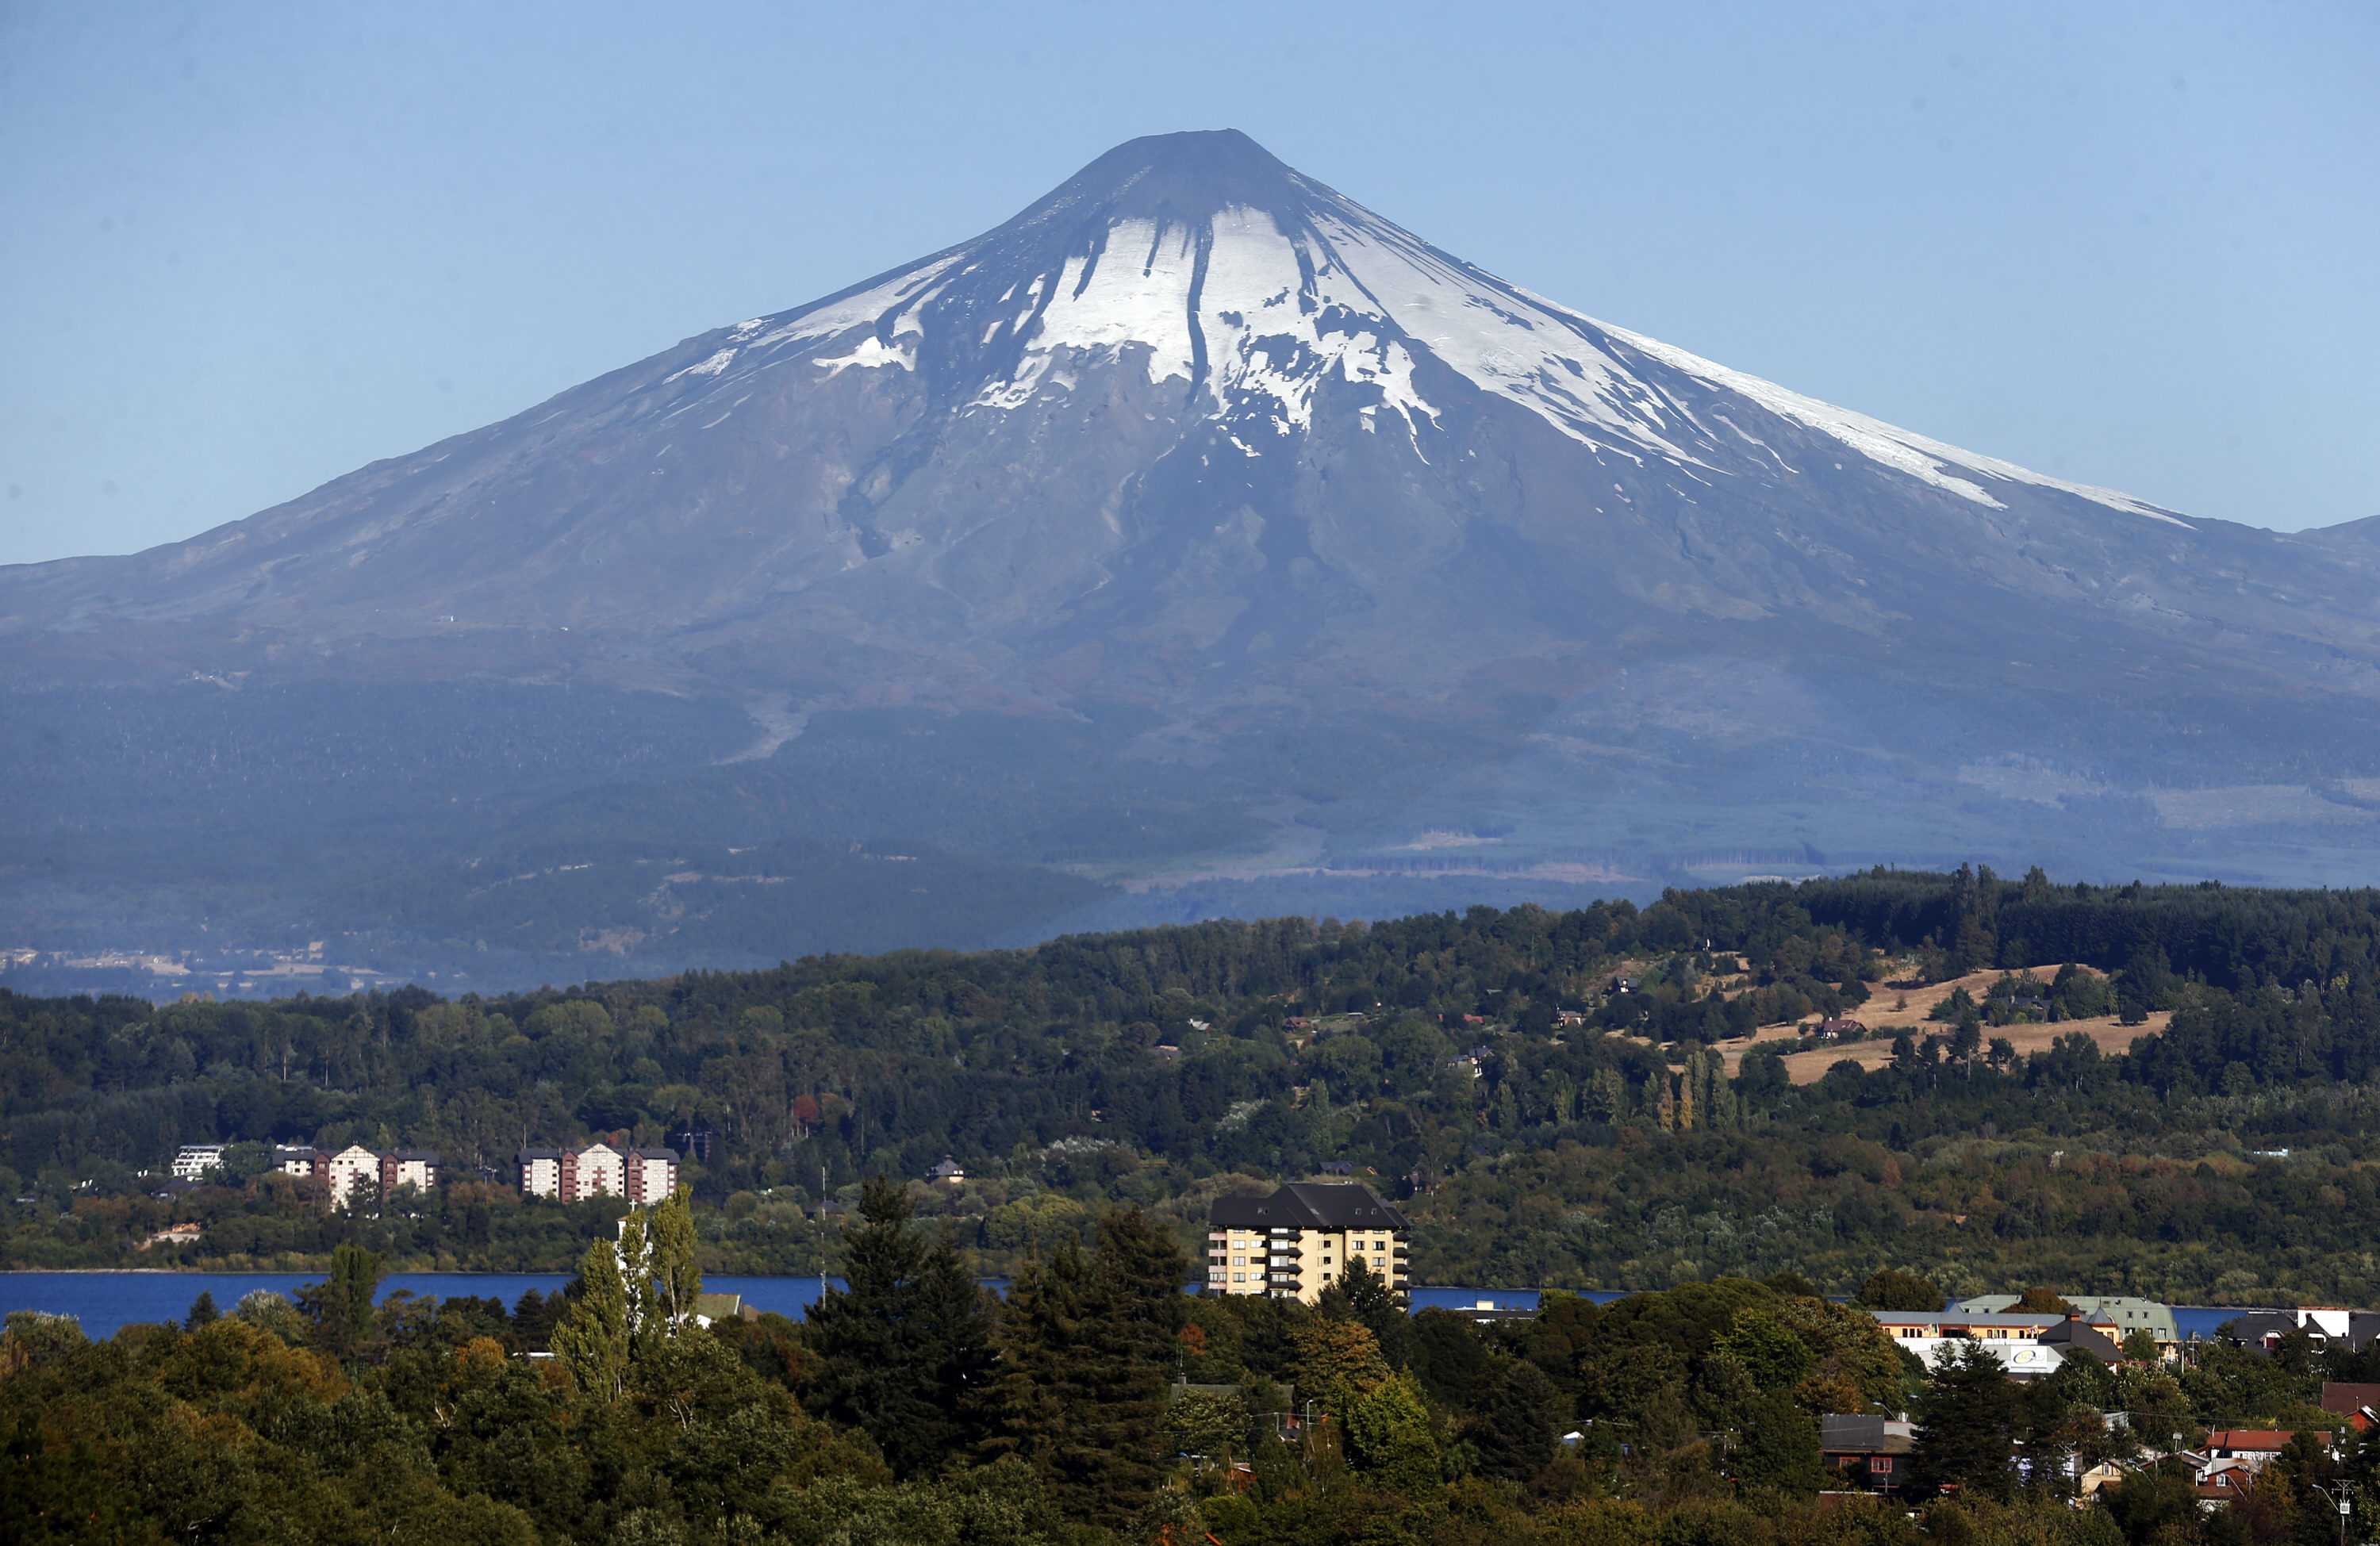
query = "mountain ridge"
(7, 129, 2380, 990)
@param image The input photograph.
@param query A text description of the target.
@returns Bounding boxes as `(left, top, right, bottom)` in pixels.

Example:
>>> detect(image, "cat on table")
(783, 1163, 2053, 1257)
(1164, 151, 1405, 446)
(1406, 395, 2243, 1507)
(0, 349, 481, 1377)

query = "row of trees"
(11, 1182, 2380, 1544)
(9, 873, 2380, 1294)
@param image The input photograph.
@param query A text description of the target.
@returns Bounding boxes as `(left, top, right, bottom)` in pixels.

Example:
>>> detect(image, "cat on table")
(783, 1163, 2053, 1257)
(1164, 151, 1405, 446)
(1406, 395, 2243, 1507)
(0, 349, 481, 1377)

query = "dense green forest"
(7, 869, 2380, 1300)
(8, 1180, 2379, 1544)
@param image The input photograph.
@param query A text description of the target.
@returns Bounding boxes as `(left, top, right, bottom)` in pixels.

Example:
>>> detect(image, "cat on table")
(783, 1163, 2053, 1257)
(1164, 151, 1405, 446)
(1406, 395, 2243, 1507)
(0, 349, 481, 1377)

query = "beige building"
(577, 1143, 628, 1197)
(624, 1147, 678, 1202)
(324, 1145, 383, 1208)
(380, 1149, 439, 1195)
(517, 1141, 680, 1202)
(1207, 1181, 1411, 1302)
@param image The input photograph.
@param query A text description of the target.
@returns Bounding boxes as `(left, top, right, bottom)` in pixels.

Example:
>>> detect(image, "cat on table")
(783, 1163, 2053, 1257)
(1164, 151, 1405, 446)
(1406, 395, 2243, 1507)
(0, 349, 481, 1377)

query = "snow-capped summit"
(671, 129, 2179, 522)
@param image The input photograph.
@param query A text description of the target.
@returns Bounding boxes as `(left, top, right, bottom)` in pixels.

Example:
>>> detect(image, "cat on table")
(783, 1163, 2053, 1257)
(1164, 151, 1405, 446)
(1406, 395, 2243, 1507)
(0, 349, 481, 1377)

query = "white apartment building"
(324, 1145, 383, 1208)
(1208, 1180, 1411, 1302)
(624, 1147, 678, 1203)
(171, 1144, 227, 1181)
(577, 1142, 628, 1197)
(517, 1141, 679, 1202)
(518, 1148, 567, 1199)
(381, 1149, 438, 1195)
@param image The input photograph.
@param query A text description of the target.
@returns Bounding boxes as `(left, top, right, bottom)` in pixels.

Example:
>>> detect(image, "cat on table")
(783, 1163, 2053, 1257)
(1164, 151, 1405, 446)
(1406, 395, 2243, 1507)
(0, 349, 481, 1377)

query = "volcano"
(9, 130, 2380, 990)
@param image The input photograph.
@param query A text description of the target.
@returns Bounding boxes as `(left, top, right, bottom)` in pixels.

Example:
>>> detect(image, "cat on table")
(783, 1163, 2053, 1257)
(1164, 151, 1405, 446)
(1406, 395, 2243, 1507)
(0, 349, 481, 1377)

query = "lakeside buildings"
(173, 1141, 440, 1204)
(1208, 1182, 1411, 1302)
(516, 1141, 680, 1203)
(1952, 1293, 2179, 1352)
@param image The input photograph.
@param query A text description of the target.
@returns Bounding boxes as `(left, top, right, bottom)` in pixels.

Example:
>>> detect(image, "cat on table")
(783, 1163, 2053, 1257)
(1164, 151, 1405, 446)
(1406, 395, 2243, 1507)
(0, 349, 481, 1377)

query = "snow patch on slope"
(1315, 211, 1705, 466)
(1193, 208, 1438, 442)
(1585, 316, 2194, 526)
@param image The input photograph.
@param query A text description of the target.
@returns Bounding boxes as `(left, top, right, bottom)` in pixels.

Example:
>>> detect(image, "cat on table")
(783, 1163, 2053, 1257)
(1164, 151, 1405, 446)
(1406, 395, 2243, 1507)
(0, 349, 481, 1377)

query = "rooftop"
(1211, 1181, 1409, 1231)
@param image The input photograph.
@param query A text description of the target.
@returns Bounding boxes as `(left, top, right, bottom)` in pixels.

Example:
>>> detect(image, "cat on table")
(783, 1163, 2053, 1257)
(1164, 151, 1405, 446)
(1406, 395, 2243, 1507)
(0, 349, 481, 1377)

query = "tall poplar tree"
(648, 1185, 704, 1330)
(804, 1175, 996, 1479)
(295, 1244, 384, 1358)
(551, 1233, 632, 1402)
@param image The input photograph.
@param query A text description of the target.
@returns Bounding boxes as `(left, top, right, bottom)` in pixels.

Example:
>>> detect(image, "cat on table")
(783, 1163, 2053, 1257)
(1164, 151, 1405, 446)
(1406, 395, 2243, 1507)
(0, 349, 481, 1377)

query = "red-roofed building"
(2200, 1430, 2333, 1474)
(2320, 1383, 2380, 1431)
(2194, 1469, 2254, 1512)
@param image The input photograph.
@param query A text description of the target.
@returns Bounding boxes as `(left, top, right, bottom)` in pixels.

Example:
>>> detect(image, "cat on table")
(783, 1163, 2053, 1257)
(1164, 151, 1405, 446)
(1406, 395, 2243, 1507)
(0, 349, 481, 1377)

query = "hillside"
(6, 869, 2380, 1305)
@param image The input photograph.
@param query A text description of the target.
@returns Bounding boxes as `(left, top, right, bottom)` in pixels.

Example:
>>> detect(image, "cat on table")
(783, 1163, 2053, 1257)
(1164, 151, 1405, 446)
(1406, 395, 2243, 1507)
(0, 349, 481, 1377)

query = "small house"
(926, 1157, 965, 1185)
(1821, 1415, 1914, 1491)
(2200, 1430, 2333, 1474)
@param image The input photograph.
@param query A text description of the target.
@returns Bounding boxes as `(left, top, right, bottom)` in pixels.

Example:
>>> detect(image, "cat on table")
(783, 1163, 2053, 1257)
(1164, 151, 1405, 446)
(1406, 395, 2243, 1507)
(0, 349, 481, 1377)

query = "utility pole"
(2312, 1484, 2351, 1546)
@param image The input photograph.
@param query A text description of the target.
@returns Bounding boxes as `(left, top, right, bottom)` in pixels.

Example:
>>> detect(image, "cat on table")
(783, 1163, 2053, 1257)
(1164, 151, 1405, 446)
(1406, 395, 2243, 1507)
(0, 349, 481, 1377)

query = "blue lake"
(3, 1272, 1615, 1339)
(2, 1272, 806, 1338)
(0, 1273, 2256, 1341)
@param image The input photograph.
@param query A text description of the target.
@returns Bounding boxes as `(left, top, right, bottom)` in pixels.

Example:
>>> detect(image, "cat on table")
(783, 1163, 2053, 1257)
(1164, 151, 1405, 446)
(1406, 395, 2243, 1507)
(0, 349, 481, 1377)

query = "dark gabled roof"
(1211, 1182, 1408, 1230)
(516, 1147, 565, 1160)
(2036, 1316, 2124, 1360)
(1820, 1415, 1916, 1455)
(633, 1147, 680, 1162)
(386, 1149, 439, 1162)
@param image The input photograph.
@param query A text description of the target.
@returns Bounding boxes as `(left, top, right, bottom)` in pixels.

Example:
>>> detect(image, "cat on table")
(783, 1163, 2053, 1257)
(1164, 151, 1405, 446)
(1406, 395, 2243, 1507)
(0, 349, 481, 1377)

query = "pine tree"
(1473, 1361, 1558, 1481)
(979, 1240, 1085, 1475)
(805, 1175, 996, 1479)
(1324, 1257, 1414, 1370)
(1731, 1390, 1822, 1494)
(981, 1206, 1188, 1527)
(1910, 1341, 2024, 1499)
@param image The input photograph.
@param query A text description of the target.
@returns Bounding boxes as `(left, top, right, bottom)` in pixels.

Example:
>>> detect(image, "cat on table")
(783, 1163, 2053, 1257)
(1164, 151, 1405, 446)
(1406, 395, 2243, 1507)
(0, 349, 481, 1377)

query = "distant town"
(2, 940, 405, 999)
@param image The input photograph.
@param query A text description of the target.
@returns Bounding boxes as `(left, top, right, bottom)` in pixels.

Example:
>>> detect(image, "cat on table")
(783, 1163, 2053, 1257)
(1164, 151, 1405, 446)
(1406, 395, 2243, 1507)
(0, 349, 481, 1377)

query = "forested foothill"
(6, 869, 2380, 1304)
(10, 1183, 2380, 1544)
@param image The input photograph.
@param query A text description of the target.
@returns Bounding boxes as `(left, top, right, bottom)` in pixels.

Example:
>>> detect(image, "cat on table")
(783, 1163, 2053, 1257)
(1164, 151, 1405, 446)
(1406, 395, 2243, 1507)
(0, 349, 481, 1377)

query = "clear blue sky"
(2, 0, 2373, 566)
